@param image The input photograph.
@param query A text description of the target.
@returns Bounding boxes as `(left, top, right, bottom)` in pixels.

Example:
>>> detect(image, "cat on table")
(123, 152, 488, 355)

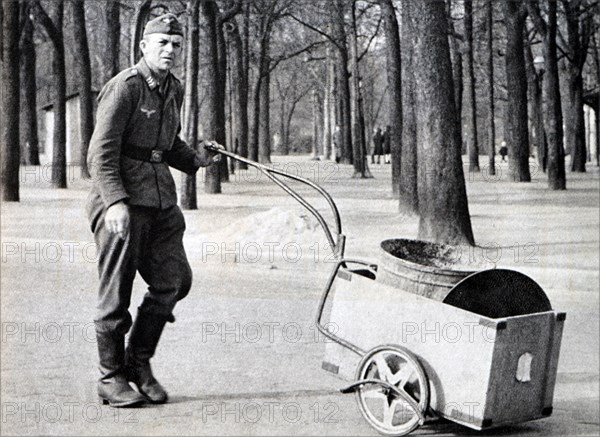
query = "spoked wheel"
(354, 345, 429, 436)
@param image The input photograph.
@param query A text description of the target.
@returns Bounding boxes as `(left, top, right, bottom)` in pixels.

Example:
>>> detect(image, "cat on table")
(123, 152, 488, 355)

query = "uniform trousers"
(90, 203, 192, 335)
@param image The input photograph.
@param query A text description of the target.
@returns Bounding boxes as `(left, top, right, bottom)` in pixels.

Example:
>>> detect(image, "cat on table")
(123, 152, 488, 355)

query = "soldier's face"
(140, 33, 183, 75)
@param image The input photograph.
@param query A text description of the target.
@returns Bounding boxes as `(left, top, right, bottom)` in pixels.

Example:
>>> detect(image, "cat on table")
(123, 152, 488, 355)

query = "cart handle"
(205, 144, 345, 258)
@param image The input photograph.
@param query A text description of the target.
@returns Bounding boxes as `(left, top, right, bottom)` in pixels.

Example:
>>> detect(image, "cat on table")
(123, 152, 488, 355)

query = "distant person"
(383, 125, 391, 164)
(333, 125, 342, 163)
(371, 127, 383, 164)
(499, 141, 508, 162)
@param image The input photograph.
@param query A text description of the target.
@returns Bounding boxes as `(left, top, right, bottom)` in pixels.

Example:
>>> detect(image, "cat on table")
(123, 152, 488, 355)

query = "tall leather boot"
(125, 310, 169, 404)
(96, 331, 146, 407)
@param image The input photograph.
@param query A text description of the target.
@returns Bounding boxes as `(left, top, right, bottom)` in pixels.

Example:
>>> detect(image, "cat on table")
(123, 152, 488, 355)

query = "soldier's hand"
(204, 141, 225, 163)
(105, 201, 130, 240)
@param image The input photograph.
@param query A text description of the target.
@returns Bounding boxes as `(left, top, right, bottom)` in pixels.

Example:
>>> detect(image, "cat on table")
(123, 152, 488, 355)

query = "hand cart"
(205, 145, 566, 436)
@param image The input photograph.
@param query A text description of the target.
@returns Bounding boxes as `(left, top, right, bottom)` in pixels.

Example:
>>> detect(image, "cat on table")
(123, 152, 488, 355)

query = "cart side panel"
(321, 268, 498, 427)
(483, 311, 565, 427)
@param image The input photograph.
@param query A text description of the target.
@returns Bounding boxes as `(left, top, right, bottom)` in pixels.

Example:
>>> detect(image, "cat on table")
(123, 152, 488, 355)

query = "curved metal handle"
(204, 144, 345, 258)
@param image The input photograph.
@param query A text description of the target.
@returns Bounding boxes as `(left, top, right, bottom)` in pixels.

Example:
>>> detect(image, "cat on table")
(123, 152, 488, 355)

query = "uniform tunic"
(87, 58, 205, 213)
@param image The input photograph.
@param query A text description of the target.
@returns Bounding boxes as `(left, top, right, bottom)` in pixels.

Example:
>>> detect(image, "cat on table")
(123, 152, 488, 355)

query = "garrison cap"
(143, 13, 183, 37)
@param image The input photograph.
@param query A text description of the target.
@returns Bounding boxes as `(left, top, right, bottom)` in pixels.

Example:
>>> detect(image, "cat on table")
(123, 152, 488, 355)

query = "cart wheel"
(355, 345, 429, 436)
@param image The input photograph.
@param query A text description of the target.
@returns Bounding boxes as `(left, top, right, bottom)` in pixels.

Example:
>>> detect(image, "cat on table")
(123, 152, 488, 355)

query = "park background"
(1, 0, 599, 436)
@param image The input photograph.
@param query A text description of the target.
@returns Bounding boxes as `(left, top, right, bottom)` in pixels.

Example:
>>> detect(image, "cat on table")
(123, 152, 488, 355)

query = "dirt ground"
(1, 155, 598, 436)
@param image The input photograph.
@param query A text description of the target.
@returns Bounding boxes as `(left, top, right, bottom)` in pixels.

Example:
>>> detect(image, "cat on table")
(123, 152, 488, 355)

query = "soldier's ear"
(139, 39, 147, 54)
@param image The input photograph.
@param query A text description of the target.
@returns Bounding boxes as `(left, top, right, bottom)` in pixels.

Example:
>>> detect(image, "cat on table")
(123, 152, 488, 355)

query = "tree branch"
(218, 0, 242, 26)
(357, 15, 382, 63)
(526, 1, 547, 37)
(269, 40, 325, 73)
(30, 1, 61, 51)
(286, 12, 341, 51)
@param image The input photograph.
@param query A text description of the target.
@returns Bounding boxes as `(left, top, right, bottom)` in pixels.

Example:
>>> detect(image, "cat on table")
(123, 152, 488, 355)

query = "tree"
(561, 0, 594, 172)
(464, 0, 480, 172)
(377, 0, 402, 195)
(2, 0, 20, 201)
(525, 37, 546, 171)
(528, 0, 566, 189)
(503, 0, 531, 182)
(72, 0, 94, 179)
(484, 0, 496, 176)
(104, 0, 121, 83)
(247, 0, 282, 163)
(215, 1, 242, 181)
(399, 0, 418, 215)
(411, 0, 475, 245)
(131, 0, 153, 65)
(32, 0, 68, 188)
(224, 16, 248, 168)
(331, 0, 353, 164)
(447, 0, 463, 150)
(274, 67, 310, 154)
(349, 0, 372, 178)
(181, 0, 200, 209)
(19, 3, 40, 166)
(201, 0, 222, 193)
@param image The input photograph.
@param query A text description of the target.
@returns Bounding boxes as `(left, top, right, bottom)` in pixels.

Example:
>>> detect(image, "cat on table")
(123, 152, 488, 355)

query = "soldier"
(86, 13, 222, 407)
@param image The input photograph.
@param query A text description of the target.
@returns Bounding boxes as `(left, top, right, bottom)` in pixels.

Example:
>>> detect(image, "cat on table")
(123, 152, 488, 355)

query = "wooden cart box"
(321, 267, 565, 430)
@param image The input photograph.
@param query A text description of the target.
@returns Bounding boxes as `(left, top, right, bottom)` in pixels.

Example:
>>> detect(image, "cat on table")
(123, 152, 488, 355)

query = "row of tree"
(2, 0, 599, 246)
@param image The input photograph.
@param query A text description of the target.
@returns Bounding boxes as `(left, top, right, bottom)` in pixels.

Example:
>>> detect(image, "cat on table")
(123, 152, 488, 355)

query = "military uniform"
(86, 13, 213, 407)
(87, 57, 208, 333)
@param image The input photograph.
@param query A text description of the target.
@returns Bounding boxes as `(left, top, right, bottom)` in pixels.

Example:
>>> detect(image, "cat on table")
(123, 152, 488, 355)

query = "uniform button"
(151, 150, 163, 162)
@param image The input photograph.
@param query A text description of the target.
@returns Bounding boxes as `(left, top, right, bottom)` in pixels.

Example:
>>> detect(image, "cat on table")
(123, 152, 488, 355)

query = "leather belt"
(122, 145, 164, 163)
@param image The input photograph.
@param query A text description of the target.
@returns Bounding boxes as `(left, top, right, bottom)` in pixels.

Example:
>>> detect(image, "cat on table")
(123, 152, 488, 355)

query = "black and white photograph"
(1, 0, 599, 435)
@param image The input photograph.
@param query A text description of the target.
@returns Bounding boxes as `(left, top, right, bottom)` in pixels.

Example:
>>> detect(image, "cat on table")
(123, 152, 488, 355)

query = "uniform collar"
(137, 58, 169, 91)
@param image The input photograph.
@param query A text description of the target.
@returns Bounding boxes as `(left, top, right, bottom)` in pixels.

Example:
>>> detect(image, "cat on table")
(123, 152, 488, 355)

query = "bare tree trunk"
(447, 0, 463, 150)
(258, 67, 272, 163)
(464, 0, 480, 172)
(240, 0, 250, 167)
(225, 19, 248, 168)
(595, 28, 600, 166)
(311, 89, 321, 159)
(322, 44, 334, 160)
(412, 0, 475, 246)
(503, 1, 531, 182)
(525, 42, 546, 172)
(562, 0, 591, 173)
(279, 92, 287, 155)
(378, 0, 402, 196)
(2, 0, 20, 201)
(201, 0, 221, 194)
(216, 11, 229, 181)
(485, 0, 496, 176)
(332, 0, 352, 164)
(131, 0, 152, 65)
(249, 9, 274, 164)
(105, 0, 120, 83)
(349, 1, 370, 178)
(19, 10, 40, 166)
(181, 0, 200, 209)
(528, 0, 566, 189)
(249, 78, 261, 162)
(399, 0, 418, 215)
(72, 0, 94, 179)
(33, 0, 68, 188)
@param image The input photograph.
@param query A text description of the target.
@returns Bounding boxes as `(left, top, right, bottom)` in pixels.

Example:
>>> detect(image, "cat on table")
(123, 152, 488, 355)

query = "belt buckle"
(150, 150, 163, 163)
